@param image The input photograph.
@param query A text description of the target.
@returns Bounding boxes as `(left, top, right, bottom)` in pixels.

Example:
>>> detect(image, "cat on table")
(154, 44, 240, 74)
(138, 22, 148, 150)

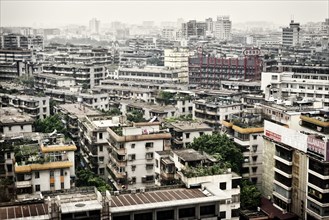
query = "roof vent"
(75, 203, 86, 207)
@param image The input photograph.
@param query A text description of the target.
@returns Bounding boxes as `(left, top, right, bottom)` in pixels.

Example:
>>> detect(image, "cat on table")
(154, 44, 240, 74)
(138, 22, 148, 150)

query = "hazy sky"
(0, 0, 328, 27)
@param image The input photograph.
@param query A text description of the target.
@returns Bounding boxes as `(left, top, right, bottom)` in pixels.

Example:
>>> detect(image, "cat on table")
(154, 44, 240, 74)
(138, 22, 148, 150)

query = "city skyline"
(1, 0, 328, 28)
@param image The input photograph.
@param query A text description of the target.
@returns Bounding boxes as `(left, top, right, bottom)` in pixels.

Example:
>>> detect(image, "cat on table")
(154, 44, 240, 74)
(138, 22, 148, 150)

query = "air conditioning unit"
(131, 189, 136, 194)
(114, 191, 120, 196)
(140, 187, 145, 193)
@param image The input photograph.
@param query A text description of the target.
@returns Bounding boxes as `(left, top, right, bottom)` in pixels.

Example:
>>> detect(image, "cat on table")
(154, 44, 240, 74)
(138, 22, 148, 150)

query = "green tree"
(126, 110, 146, 123)
(240, 180, 261, 210)
(157, 91, 175, 105)
(34, 114, 67, 134)
(104, 108, 121, 116)
(189, 133, 243, 173)
(76, 169, 111, 192)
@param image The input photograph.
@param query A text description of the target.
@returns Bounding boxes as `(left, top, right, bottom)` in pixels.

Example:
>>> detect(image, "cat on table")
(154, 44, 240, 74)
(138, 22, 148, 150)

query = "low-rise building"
(0, 107, 34, 137)
(154, 148, 241, 219)
(107, 122, 171, 190)
(34, 73, 76, 90)
(167, 121, 213, 148)
(0, 93, 50, 119)
(117, 66, 183, 83)
(261, 67, 329, 107)
(14, 135, 77, 195)
(193, 98, 243, 129)
(54, 103, 102, 143)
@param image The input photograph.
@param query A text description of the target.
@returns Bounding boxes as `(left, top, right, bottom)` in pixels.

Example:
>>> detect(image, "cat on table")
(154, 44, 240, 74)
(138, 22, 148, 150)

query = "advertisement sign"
(265, 130, 281, 142)
(264, 121, 308, 153)
(307, 136, 329, 161)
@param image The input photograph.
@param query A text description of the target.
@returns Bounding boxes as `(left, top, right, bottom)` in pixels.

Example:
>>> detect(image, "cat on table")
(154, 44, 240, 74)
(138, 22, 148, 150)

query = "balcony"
(160, 172, 175, 180)
(274, 155, 292, 166)
(16, 180, 32, 188)
(109, 153, 126, 167)
(274, 167, 292, 179)
(272, 191, 291, 204)
(107, 164, 126, 179)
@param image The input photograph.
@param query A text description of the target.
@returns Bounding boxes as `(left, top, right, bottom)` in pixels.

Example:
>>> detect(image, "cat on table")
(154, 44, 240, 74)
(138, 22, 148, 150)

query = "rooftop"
(0, 107, 34, 124)
(0, 203, 49, 219)
(15, 161, 73, 173)
(171, 121, 212, 132)
(110, 188, 221, 213)
(57, 104, 101, 118)
(173, 149, 207, 162)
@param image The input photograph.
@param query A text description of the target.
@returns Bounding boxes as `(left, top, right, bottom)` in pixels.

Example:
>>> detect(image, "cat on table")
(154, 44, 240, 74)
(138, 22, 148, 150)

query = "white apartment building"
(14, 137, 77, 195)
(34, 73, 75, 90)
(214, 16, 232, 41)
(120, 99, 179, 121)
(107, 122, 171, 190)
(161, 28, 176, 40)
(261, 71, 329, 107)
(0, 93, 50, 119)
(79, 115, 122, 177)
(78, 92, 110, 111)
(221, 111, 264, 188)
(117, 66, 182, 83)
(0, 107, 34, 137)
(164, 48, 191, 83)
(193, 99, 244, 129)
(154, 148, 241, 220)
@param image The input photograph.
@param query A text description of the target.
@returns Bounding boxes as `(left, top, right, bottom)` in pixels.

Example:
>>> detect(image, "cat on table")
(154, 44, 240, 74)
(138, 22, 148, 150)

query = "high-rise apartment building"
(282, 20, 300, 47)
(89, 18, 100, 34)
(214, 16, 232, 41)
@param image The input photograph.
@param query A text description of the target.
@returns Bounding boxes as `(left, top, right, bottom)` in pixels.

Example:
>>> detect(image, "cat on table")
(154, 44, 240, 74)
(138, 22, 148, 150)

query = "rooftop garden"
(181, 163, 231, 178)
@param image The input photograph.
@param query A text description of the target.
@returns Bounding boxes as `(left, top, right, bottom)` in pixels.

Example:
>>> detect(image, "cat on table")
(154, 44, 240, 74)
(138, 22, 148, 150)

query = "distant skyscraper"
(89, 18, 100, 34)
(214, 16, 232, 41)
(282, 20, 300, 47)
(181, 20, 207, 39)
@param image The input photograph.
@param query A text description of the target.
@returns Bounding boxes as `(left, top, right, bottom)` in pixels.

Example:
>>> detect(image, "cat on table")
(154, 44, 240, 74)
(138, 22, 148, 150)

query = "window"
(35, 171, 40, 179)
(50, 170, 54, 177)
(155, 159, 159, 168)
(252, 156, 258, 162)
(252, 135, 257, 140)
(61, 182, 64, 189)
(99, 157, 104, 163)
(219, 211, 226, 218)
(99, 168, 104, 175)
(252, 145, 258, 152)
(50, 183, 55, 188)
(99, 132, 103, 140)
(6, 152, 11, 159)
(128, 154, 136, 161)
(220, 182, 227, 190)
(35, 185, 40, 192)
(8, 126, 11, 131)
(271, 75, 278, 80)
(99, 146, 103, 152)
(21, 125, 24, 130)
(252, 167, 257, 173)
(131, 165, 136, 171)
(145, 142, 153, 148)
(43, 107, 47, 113)
(7, 164, 12, 172)
(131, 143, 135, 149)
(146, 164, 154, 170)
(199, 132, 204, 136)
(145, 152, 154, 160)
(43, 100, 46, 105)
(185, 133, 190, 139)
